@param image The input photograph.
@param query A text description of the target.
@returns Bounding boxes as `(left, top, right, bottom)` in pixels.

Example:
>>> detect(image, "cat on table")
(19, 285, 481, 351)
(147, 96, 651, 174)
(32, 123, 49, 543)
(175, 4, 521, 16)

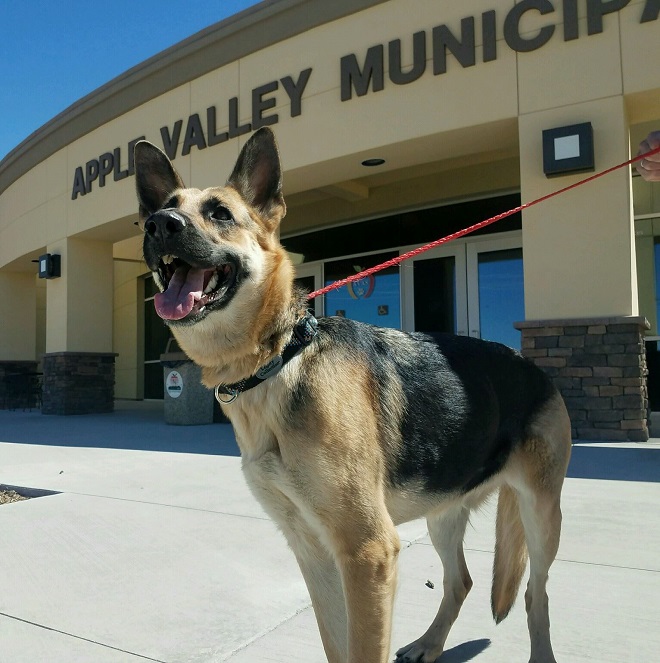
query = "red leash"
(306, 145, 660, 301)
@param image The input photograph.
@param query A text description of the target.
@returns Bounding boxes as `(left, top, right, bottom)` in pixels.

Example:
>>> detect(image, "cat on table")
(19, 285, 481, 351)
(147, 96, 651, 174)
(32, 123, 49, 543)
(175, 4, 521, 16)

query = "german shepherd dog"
(134, 128, 571, 663)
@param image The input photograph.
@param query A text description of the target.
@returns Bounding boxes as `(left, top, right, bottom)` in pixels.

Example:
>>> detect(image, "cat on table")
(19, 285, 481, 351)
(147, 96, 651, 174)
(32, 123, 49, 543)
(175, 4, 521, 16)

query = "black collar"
(214, 313, 318, 404)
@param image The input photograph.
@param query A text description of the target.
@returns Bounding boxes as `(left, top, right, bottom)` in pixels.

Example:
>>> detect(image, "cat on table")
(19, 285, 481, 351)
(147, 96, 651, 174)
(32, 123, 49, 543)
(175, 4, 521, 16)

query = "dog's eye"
(209, 206, 233, 223)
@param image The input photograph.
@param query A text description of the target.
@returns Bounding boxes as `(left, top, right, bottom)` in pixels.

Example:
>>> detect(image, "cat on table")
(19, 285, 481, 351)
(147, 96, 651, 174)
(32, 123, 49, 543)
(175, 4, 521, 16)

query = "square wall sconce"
(542, 122, 594, 177)
(36, 253, 61, 279)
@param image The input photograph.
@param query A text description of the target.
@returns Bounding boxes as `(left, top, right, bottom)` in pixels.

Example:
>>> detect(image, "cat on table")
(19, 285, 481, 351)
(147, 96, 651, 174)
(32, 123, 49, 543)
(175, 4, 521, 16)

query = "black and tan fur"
(134, 128, 572, 663)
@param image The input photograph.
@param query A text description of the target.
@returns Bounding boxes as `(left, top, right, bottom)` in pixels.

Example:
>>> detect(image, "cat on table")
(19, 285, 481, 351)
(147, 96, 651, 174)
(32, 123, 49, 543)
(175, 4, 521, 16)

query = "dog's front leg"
(336, 517, 401, 663)
(287, 528, 348, 663)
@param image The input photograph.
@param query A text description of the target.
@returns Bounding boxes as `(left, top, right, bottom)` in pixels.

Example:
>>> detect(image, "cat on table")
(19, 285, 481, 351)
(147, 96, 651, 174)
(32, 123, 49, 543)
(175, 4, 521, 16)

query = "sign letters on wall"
(71, 0, 659, 200)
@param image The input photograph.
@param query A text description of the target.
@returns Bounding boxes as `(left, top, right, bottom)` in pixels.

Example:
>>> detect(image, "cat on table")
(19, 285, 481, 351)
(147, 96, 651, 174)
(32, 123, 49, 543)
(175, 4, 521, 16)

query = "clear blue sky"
(0, 0, 262, 162)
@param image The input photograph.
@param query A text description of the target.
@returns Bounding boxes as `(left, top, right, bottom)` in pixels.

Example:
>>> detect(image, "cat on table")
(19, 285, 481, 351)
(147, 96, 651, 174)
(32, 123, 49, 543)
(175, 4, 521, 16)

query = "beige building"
(0, 0, 659, 439)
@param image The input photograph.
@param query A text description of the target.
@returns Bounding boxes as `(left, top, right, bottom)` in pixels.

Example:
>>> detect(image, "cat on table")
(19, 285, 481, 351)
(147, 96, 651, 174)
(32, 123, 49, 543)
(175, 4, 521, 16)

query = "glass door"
(467, 236, 524, 349)
(297, 234, 524, 348)
(143, 274, 171, 399)
(401, 244, 468, 334)
(403, 234, 523, 348)
(294, 263, 323, 318)
(323, 252, 401, 328)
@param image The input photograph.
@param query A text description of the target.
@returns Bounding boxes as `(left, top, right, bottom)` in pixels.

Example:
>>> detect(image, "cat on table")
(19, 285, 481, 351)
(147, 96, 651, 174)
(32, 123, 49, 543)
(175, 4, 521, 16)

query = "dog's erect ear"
(134, 141, 185, 215)
(227, 128, 285, 229)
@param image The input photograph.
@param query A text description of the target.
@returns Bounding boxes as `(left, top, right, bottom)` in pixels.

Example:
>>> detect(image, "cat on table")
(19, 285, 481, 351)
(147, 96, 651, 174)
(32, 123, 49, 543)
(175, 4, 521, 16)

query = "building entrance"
(143, 274, 170, 399)
(402, 234, 524, 348)
(295, 233, 524, 349)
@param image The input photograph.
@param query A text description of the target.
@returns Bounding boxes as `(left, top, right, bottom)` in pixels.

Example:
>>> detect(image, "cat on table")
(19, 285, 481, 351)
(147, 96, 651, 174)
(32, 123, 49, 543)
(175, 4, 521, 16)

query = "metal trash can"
(160, 348, 214, 425)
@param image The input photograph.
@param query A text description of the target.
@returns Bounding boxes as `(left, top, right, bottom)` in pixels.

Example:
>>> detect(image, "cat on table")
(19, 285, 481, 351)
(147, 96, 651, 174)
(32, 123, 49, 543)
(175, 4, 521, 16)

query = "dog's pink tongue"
(154, 266, 206, 320)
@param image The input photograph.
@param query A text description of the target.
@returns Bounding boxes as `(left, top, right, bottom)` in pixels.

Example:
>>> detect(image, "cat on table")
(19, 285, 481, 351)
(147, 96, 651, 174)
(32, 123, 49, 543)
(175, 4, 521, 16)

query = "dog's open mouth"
(153, 255, 237, 322)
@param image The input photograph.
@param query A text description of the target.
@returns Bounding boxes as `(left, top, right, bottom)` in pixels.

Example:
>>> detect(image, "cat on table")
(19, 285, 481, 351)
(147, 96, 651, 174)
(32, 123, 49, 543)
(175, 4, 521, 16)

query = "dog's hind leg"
(511, 395, 572, 663)
(517, 485, 562, 663)
(395, 504, 472, 663)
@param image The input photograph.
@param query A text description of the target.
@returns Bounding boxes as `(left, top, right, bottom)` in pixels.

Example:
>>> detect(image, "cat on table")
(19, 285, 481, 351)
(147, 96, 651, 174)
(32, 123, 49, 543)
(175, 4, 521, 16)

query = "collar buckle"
(293, 313, 319, 345)
(214, 385, 239, 405)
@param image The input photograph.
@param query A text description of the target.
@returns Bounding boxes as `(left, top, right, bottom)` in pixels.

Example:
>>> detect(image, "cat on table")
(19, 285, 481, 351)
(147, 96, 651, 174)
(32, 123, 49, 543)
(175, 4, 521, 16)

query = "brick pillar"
(514, 317, 649, 442)
(42, 352, 117, 415)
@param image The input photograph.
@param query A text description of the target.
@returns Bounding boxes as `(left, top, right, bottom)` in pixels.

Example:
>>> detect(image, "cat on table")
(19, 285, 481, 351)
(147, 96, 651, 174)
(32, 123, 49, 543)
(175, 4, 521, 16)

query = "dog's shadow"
(436, 638, 491, 662)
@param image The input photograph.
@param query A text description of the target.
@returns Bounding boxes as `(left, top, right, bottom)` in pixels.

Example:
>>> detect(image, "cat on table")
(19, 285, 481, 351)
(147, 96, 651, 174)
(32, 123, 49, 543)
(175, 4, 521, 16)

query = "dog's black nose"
(145, 209, 187, 237)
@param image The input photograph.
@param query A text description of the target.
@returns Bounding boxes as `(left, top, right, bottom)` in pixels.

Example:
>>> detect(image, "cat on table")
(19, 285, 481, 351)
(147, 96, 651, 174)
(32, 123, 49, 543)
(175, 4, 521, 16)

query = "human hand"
(636, 131, 660, 182)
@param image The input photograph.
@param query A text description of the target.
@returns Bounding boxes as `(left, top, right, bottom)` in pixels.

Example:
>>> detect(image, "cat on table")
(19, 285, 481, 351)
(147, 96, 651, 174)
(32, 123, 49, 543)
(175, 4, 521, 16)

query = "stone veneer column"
(514, 317, 650, 442)
(41, 352, 117, 415)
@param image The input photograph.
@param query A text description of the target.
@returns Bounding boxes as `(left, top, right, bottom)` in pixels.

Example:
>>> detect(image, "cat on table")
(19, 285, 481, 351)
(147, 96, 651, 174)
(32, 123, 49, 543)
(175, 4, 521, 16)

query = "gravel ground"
(0, 490, 29, 505)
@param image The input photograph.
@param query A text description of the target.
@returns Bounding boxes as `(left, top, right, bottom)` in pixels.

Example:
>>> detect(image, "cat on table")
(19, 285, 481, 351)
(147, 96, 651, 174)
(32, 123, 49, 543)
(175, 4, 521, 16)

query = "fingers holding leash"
(636, 130, 660, 182)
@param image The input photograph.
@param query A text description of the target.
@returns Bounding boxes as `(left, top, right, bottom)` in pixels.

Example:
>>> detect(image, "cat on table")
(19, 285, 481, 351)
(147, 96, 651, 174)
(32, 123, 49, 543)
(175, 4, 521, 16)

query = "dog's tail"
(491, 484, 528, 623)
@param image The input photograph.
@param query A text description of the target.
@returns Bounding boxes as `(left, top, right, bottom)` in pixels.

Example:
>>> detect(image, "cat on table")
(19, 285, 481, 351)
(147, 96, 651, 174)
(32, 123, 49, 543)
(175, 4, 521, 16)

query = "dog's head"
(134, 128, 297, 377)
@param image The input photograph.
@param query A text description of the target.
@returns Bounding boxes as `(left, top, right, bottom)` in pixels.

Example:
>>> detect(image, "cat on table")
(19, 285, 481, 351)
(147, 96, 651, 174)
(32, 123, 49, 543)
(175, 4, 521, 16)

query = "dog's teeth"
(204, 272, 219, 294)
(162, 254, 175, 265)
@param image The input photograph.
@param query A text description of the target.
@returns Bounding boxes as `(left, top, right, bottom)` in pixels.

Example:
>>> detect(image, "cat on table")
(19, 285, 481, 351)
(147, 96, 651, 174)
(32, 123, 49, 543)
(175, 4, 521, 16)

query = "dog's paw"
(394, 639, 442, 663)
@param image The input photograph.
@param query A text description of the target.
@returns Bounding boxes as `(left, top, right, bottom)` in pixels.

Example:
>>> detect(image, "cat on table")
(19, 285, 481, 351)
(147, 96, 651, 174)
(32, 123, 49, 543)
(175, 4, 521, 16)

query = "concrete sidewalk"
(0, 400, 659, 662)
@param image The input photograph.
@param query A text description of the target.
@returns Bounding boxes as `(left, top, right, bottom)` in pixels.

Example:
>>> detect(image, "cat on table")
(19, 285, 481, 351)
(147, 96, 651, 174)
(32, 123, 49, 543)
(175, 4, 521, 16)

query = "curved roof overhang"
(0, 0, 388, 196)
